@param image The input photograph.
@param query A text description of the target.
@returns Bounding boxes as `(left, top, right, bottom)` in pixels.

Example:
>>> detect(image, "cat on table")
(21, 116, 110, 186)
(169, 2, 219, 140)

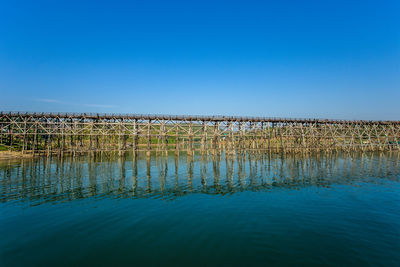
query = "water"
(1, 151, 399, 266)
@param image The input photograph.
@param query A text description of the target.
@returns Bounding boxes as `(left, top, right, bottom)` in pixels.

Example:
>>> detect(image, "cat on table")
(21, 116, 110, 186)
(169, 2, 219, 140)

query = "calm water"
(1, 151, 399, 266)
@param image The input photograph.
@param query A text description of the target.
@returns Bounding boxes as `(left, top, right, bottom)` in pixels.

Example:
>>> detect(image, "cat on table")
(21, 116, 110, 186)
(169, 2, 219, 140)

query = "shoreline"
(0, 151, 34, 161)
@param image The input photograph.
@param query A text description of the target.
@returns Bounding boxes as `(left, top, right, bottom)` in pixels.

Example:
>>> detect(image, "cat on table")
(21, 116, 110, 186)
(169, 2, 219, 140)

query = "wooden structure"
(0, 112, 399, 154)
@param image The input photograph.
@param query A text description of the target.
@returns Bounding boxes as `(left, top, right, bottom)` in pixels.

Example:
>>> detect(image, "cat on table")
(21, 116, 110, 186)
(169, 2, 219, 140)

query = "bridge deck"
(1, 111, 399, 125)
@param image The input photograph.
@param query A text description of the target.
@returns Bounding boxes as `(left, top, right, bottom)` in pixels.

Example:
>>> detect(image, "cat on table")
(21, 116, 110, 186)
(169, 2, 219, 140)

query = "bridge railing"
(1, 111, 399, 125)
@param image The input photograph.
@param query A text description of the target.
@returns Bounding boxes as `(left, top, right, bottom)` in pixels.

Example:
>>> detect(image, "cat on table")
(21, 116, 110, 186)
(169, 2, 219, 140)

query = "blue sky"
(1, 0, 399, 120)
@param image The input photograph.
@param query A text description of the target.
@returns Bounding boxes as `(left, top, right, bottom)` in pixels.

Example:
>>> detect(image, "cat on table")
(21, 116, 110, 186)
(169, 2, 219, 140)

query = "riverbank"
(0, 151, 34, 160)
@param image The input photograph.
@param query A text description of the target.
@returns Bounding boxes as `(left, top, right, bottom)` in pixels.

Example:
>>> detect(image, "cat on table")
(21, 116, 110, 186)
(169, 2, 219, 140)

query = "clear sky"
(1, 0, 399, 120)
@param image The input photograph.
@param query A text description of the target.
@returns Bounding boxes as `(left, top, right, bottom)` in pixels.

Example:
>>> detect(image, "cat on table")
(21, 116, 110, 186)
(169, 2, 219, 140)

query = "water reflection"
(1, 151, 399, 204)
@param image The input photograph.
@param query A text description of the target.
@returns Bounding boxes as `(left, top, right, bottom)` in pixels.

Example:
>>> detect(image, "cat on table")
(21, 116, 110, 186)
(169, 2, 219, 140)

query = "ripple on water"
(1, 151, 400, 266)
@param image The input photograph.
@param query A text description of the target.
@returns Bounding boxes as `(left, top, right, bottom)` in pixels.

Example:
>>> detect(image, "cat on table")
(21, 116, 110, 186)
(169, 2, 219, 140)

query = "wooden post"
(188, 120, 193, 153)
(8, 124, 13, 152)
(279, 123, 285, 153)
(267, 121, 271, 151)
(175, 124, 179, 151)
(33, 122, 37, 155)
(230, 121, 235, 154)
(201, 121, 207, 151)
(147, 119, 151, 157)
(161, 119, 168, 155)
(133, 119, 138, 154)
(22, 118, 27, 154)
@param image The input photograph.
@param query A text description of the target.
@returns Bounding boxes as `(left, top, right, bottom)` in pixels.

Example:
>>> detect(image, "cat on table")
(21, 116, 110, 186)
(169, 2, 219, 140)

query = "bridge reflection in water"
(1, 151, 399, 204)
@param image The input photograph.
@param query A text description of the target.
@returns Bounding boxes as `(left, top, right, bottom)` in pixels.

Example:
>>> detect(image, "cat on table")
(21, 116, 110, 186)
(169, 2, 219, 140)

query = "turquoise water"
(1, 152, 400, 266)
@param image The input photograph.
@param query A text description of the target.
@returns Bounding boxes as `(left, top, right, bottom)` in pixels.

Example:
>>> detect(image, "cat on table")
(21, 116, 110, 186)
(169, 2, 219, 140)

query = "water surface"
(1, 152, 399, 266)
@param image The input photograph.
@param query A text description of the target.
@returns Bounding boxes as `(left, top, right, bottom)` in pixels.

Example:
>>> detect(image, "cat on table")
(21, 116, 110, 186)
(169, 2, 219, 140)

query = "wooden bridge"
(0, 112, 399, 155)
